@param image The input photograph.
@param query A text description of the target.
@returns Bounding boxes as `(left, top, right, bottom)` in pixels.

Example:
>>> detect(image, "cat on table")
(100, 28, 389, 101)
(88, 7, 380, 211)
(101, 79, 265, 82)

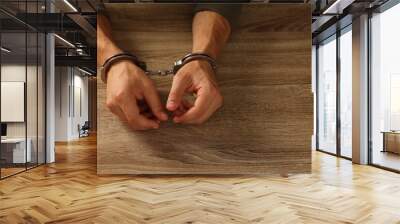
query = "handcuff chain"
(100, 52, 216, 83)
(143, 53, 217, 77)
(145, 69, 174, 76)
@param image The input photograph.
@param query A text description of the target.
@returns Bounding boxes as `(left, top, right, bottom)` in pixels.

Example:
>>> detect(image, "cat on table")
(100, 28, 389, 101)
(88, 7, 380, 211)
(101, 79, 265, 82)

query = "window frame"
(0, 0, 48, 180)
(315, 24, 353, 161)
(367, 0, 400, 173)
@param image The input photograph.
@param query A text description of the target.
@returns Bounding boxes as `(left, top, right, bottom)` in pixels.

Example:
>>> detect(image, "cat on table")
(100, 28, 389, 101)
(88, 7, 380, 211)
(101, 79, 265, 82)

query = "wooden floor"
(0, 135, 400, 224)
(372, 150, 400, 171)
(1, 167, 26, 178)
(1, 163, 45, 178)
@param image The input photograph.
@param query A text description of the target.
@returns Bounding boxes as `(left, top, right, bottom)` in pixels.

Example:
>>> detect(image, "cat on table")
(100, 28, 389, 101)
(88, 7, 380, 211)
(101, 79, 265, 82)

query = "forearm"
(192, 11, 231, 59)
(97, 14, 122, 66)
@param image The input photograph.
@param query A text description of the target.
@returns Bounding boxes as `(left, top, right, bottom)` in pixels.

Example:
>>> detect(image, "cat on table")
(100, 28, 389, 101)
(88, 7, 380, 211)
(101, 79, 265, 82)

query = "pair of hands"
(106, 59, 223, 130)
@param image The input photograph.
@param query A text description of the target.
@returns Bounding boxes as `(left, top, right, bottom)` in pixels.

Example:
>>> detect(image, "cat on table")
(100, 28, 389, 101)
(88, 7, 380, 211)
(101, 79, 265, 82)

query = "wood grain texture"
(386, 133, 400, 154)
(97, 4, 312, 174)
(2, 136, 400, 223)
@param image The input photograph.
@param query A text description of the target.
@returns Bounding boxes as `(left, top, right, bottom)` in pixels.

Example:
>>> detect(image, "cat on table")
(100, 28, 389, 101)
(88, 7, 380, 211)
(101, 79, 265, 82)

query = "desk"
(1, 138, 31, 163)
(382, 131, 400, 154)
(97, 4, 312, 175)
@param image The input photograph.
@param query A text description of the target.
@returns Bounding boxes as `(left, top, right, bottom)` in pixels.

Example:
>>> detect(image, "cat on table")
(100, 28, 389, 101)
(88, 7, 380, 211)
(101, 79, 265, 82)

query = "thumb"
(167, 74, 190, 111)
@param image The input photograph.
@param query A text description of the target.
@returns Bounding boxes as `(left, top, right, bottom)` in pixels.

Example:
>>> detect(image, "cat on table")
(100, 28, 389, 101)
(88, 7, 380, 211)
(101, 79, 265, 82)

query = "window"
(390, 75, 400, 130)
(339, 27, 352, 158)
(370, 2, 400, 171)
(317, 35, 337, 154)
(316, 25, 353, 159)
(0, 1, 47, 179)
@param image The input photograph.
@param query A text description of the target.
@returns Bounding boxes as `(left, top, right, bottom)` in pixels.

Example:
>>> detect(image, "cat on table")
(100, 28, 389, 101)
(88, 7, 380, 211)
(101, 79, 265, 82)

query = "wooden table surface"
(97, 4, 313, 174)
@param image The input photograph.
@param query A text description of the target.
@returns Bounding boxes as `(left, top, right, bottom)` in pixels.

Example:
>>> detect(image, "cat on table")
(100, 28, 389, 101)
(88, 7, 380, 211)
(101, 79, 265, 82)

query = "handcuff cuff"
(100, 52, 217, 83)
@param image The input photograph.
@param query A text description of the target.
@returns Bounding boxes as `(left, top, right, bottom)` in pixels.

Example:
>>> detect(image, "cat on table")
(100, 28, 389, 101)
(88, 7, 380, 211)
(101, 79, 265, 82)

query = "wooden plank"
(98, 4, 313, 174)
(3, 137, 400, 223)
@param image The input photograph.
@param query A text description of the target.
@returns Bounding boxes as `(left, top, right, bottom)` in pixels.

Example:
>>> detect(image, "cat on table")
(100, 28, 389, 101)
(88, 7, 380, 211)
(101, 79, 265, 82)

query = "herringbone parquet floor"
(1, 135, 400, 224)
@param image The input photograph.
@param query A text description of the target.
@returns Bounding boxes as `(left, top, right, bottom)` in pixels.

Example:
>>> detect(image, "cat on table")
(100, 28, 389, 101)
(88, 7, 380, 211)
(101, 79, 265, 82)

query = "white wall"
(1, 65, 27, 140)
(55, 66, 70, 141)
(72, 73, 89, 138)
(54, 67, 89, 141)
(1, 82, 25, 122)
(1, 63, 46, 164)
(1, 65, 37, 138)
(1, 65, 26, 131)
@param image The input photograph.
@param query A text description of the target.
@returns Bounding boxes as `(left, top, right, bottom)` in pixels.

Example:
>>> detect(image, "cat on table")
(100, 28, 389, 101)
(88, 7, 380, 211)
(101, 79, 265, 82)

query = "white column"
(352, 14, 369, 164)
(46, 32, 55, 163)
(45, 0, 56, 164)
(312, 45, 317, 151)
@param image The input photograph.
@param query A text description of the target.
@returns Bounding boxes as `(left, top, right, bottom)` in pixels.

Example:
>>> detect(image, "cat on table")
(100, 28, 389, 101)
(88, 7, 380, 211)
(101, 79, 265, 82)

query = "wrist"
(182, 60, 218, 85)
(101, 53, 145, 83)
(185, 60, 212, 71)
(108, 60, 143, 80)
(192, 47, 217, 60)
(98, 40, 123, 65)
(173, 52, 217, 75)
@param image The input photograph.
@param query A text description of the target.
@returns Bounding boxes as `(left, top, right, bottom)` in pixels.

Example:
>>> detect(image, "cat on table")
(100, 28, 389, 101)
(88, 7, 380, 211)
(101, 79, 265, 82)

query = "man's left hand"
(166, 60, 223, 124)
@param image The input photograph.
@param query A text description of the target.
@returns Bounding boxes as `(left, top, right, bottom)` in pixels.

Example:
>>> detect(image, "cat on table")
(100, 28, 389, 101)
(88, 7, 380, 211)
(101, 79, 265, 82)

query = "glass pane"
(312, 46, 317, 151)
(340, 28, 352, 158)
(27, 31, 38, 169)
(0, 1, 46, 178)
(371, 3, 400, 171)
(1, 30, 27, 177)
(38, 32, 46, 165)
(318, 36, 337, 154)
(26, 0, 40, 169)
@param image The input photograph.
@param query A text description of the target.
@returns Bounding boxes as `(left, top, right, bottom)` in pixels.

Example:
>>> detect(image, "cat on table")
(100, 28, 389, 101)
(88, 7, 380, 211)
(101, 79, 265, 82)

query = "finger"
(173, 104, 187, 117)
(139, 106, 150, 113)
(120, 97, 160, 130)
(172, 99, 192, 117)
(173, 110, 185, 117)
(106, 101, 127, 122)
(142, 112, 160, 122)
(173, 88, 213, 124)
(182, 99, 194, 110)
(167, 74, 191, 111)
(137, 100, 149, 113)
(143, 83, 168, 121)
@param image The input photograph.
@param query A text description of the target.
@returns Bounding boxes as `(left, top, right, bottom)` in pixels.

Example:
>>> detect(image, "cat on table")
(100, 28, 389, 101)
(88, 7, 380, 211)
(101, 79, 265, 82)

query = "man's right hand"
(105, 60, 168, 130)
